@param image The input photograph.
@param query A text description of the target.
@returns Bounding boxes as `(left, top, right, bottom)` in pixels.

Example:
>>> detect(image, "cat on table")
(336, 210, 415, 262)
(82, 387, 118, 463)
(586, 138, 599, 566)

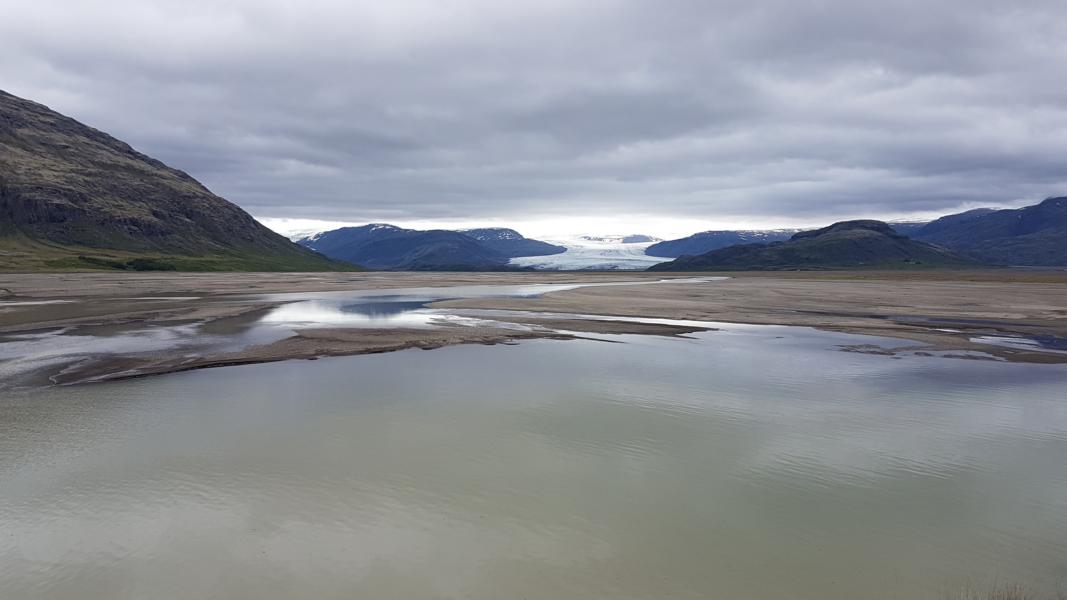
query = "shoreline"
(432, 272, 1067, 363)
(2, 270, 1066, 388)
(48, 320, 714, 386)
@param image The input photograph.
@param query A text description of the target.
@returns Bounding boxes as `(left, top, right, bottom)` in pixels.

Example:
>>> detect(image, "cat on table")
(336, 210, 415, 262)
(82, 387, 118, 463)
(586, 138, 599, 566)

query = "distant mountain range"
(299, 225, 564, 270)
(647, 198, 1067, 270)
(910, 198, 1067, 265)
(298, 227, 667, 271)
(0, 89, 348, 272)
(460, 228, 567, 259)
(649, 220, 977, 271)
(884, 221, 931, 238)
(646, 230, 798, 258)
(241, 198, 1067, 271)
(4, 90, 1066, 273)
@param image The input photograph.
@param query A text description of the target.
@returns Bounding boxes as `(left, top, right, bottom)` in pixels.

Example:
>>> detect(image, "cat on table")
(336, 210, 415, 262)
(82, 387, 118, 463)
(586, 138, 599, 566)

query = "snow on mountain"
(509, 234, 669, 270)
(256, 217, 364, 241)
(461, 228, 525, 241)
(299, 223, 402, 244)
(286, 226, 333, 242)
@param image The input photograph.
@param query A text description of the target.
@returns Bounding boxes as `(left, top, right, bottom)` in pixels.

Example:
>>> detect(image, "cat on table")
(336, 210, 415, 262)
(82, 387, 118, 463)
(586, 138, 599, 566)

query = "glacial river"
(1, 289, 1066, 599)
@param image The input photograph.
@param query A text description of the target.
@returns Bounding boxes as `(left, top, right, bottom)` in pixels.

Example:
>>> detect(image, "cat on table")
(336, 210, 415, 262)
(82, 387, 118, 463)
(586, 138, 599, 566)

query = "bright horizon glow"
(256, 202, 1013, 241)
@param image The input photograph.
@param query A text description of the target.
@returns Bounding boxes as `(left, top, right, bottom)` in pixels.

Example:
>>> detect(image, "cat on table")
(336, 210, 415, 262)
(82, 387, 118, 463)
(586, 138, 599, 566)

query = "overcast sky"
(2, 0, 1066, 238)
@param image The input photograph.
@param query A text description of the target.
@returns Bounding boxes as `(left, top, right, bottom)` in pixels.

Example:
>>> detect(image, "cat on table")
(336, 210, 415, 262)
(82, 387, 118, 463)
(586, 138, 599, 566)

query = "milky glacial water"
(2, 325, 1066, 599)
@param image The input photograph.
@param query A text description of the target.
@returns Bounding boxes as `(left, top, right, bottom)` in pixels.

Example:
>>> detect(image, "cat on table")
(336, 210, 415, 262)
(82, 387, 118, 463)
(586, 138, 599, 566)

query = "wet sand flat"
(2, 270, 1066, 386)
(0, 272, 654, 331)
(436, 270, 1067, 362)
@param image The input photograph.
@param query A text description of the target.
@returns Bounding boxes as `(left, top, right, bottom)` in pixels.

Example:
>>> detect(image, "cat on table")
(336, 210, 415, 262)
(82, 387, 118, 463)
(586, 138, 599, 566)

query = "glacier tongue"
(509, 235, 669, 270)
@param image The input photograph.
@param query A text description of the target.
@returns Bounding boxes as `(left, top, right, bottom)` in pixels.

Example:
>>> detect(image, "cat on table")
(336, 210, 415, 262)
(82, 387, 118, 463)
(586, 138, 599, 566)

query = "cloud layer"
(3, 0, 1066, 233)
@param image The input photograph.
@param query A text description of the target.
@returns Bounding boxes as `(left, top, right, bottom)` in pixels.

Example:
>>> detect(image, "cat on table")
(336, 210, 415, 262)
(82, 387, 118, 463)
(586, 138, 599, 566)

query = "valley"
(5, 2, 1067, 598)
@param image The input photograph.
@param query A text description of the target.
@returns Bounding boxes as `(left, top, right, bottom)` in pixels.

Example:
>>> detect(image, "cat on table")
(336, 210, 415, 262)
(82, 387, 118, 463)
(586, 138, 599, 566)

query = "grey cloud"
(2, 0, 1065, 229)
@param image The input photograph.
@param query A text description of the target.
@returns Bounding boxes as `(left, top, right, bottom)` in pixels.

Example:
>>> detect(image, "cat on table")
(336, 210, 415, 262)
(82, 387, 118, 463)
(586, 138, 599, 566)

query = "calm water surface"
(2, 325, 1066, 599)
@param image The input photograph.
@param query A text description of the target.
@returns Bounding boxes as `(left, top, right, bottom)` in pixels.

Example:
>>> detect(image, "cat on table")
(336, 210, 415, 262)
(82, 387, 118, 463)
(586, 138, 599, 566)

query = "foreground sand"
(436, 270, 1067, 362)
(2, 270, 1066, 386)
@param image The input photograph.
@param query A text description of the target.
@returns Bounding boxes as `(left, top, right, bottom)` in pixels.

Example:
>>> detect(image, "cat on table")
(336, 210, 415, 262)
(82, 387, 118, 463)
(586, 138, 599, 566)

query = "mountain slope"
(0, 89, 348, 271)
(885, 221, 929, 238)
(914, 208, 996, 238)
(649, 220, 978, 271)
(460, 228, 565, 258)
(646, 230, 797, 258)
(912, 199, 1067, 265)
(299, 225, 511, 270)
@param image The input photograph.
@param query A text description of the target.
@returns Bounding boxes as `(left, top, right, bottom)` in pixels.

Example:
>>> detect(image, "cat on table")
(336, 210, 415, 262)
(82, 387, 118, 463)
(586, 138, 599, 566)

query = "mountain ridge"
(298, 224, 562, 270)
(459, 228, 566, 258)
(0, 89, 349, 271)
(648, 220, 977, 271)
(911, 198, 1067, 265)
(646, 229, 798, 258)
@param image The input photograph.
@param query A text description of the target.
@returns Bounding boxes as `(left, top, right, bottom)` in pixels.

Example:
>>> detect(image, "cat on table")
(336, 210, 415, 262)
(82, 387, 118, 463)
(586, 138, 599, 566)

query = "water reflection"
(0, 278, 728, 390)
(2, 330, 1065, 599)
(251, 277, 728, 331)
(261, 297, 444, 328)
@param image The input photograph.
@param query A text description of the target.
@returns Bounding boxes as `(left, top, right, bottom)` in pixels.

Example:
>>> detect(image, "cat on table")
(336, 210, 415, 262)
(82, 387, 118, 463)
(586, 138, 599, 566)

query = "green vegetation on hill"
(0, 233, 351, 272)
(0, 89, 354, 272)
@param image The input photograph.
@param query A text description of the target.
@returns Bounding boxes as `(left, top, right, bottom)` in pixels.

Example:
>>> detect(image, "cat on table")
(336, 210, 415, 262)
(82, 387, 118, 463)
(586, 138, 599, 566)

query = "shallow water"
(2, 325, 1065, 599)
(0, 277, 723, 387)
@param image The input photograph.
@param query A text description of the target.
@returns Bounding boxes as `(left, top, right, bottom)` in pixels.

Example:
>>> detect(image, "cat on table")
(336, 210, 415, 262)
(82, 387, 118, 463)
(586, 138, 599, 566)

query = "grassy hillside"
(0, 89, 354, 271)
(0, 233, 352, 272)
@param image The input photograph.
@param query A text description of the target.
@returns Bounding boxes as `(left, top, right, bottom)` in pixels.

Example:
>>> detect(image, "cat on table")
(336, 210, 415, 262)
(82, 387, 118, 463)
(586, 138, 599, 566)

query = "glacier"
(509, 235, 669, 270)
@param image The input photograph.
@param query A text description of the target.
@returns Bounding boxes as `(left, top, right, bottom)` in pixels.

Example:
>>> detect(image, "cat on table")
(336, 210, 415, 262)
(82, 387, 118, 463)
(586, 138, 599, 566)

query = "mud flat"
(2, 270, 1066, 387)
(0, 271, 656, 331)
(434, 270, 1067, 363)
(47, 320, 714, 385)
